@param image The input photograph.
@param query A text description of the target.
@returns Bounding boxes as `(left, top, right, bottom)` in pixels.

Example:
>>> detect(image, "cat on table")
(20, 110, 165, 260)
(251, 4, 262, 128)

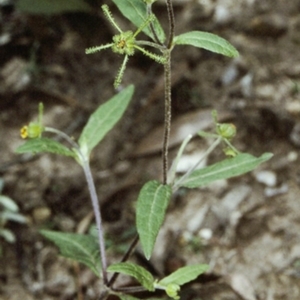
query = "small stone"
(199, 228, 213, 240)
(254, 170, 277, 187)
(286, 101, 300, 116)
(32, 207, 51, 224)
(265, 184, 288, 198)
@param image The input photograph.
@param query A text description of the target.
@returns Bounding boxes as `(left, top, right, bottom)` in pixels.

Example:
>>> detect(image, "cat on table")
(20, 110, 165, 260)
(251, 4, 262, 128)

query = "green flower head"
(85, 4, 165, 88)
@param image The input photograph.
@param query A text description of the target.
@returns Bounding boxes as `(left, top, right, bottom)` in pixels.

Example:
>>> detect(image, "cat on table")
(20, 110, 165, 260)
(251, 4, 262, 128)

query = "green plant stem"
(135, 40, 165, 51)
(166, 0, 175, 49)
(107, 234, 139, 288)
(162, 49, 172, 184)
(173, 136, 222, 191)
(167, 134, 193, 185)
(44, 127, 108, 284)
(146, 3, 163, 45)
(82, 162, 108, 284)
(161, 0, 175, 184)
(45, 127, 79, 150)
(113, 286, 147, 293)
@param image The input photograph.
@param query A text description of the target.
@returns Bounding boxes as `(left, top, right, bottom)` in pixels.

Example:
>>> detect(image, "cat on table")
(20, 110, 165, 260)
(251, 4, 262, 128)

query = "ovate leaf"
(16, 0, 92, 15)
(15, 138, 77, 158)
(136, 180, 172, 260)
(40, 230, 101, 277)
(79, 85, 134, 158)
(180, 153, 273, 189)
(174, 31, 239, 58)
(107, 262, 155, 291)
(112, 0, 165, 42)
(159, 264, 209, 286)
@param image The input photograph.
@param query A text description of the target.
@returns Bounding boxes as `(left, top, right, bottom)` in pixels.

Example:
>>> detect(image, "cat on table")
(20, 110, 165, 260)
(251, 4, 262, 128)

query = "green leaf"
(78, 85, 134, 158)
(107, 262, 155, 291)
(159, 264, 209, 286)
(1, 211, 27, 224)
(180, 153, 273, 189)
(136, 180, 172, 260)
(112, 0, 165, 42)
(15, 138, 77, 158)
(0, 229, 16, 243)
(0, 196, 19, 212)
(16, 0, 92, 15)
(40, 230, 101, 277)
(173, 31, 239, 58)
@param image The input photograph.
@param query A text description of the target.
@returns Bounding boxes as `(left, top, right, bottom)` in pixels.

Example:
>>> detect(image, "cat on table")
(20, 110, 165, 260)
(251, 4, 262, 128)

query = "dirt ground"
(1, 0, 300, 299)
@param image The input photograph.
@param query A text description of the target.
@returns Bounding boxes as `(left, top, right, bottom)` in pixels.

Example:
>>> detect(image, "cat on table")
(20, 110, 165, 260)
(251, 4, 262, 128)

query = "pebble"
(286, 101, 300, 116)
(32, 207, 51, 224)
(254, 170, 277, 187)
(199, 228, 213, 240)
(265, 184, 288, 198)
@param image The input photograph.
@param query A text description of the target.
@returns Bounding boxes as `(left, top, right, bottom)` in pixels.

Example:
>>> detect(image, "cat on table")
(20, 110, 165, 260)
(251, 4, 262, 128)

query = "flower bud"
(217, 123, 236, 139)
(166, 283, 180, 299)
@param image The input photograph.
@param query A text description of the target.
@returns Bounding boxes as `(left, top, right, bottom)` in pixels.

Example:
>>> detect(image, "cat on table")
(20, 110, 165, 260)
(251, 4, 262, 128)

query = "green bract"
(217, 123, 236, 139)
(25, 122, 44, 139)
(165, 283, 180, 299)
(85, 4, 165, 88)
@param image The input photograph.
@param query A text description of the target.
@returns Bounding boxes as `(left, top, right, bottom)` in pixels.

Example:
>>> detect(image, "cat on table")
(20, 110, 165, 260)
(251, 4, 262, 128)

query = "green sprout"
(85, 4, 166, 88)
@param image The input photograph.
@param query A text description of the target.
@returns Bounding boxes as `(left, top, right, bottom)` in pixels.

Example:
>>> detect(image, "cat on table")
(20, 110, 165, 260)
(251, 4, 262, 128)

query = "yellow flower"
(20, 126, 28, 139)
(20, 122, 43, 139)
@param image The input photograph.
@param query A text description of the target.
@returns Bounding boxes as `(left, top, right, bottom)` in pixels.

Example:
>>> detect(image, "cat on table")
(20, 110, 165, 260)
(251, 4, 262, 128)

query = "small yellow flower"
(20, 122, 43, 139)
(20, 125, 28, 139)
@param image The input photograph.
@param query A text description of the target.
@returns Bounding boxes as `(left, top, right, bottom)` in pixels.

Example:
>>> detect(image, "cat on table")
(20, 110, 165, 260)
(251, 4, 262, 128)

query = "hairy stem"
(161, 0, 175, 184)
(166, 0, 175, 49)
(162, 50, 172, 184)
